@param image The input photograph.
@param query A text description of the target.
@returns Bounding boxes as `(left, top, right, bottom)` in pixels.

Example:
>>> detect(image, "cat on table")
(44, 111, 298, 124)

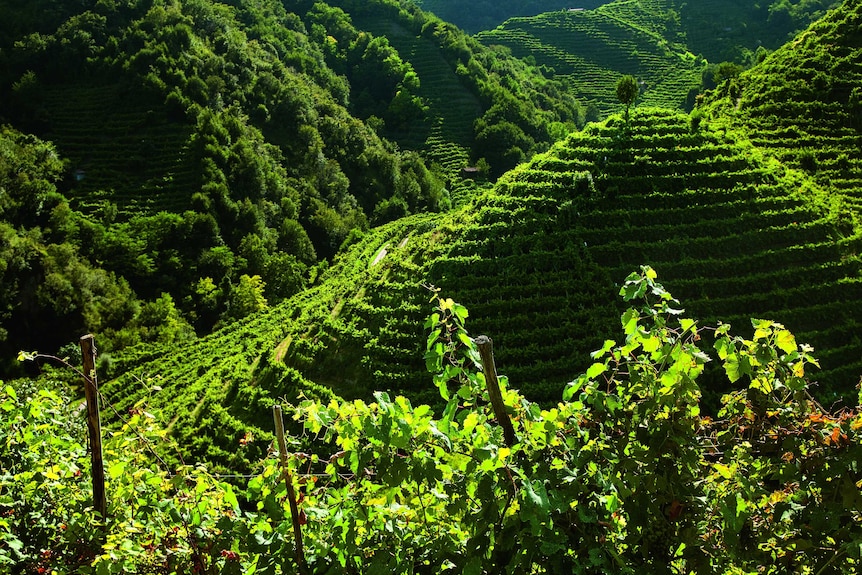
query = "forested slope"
(302, 0, 582, 181)
(0, 0, 581, 373)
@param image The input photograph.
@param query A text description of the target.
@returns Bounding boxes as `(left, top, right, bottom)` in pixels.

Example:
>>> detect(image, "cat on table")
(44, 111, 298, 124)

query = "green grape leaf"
(524, 478, 550, 513)
(621, 308, 639, 335)
(586, 362, 606, 379)
(452, 302, 469, 324)
(590, 339, 616, 359)
(775, 329, 797, 354)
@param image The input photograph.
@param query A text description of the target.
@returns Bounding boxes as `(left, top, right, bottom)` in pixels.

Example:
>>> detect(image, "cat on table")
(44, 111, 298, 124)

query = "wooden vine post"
(475, 335, 516, 447)
(273, 405, 307, 573)
(80, 334, 107, 520)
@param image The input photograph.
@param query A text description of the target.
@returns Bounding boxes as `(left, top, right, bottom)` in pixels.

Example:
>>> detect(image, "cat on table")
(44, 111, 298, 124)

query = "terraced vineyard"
(42, 83, 197, 217)
(410, 0, 607, 33)
(348, 14, 482, 197)
(104, 105, 862, 470)
(507, 108, 862, 399)
(707, 3, 862, 214)
(475, 3, 702, 116)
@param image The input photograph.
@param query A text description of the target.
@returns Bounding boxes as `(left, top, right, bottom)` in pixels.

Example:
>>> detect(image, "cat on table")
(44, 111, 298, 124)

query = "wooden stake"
(475, 336, 516, 447)
(80, 334, 107, 520)
(273, 405, 307, 573)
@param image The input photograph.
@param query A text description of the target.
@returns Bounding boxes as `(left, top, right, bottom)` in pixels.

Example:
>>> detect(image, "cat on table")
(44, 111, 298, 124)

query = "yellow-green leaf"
(586, 362, 606, 379)
(714, 463, 733, 479)
(775, 329, 797, 354)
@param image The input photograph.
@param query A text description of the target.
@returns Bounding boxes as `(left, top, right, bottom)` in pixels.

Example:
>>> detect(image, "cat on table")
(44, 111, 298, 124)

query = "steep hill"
(304, 0, 583, 181)
(8, 0, 862, 476)
(701, 0, 862, 214)
(103, 104, 862, 471)
(472, 0, 841, 117)
(475, 0, 704, 117)
(411, 0, 606, 33)
(416, 0, 837, 47)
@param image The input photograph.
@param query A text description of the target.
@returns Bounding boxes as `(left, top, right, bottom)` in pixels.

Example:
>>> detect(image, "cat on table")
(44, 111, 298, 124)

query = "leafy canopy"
(4, 267, 862, 573)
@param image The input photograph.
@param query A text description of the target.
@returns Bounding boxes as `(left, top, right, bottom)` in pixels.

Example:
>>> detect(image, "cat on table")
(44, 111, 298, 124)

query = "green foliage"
(6, 268, 862, 573)
(616, 74, 640, 118)
(474, 2, 703, 117)
(0, 125, 65, 228)
(0, 378, 249, 574)
(0, 0, 464, 366)
(332, 0, 583, 177)
(224, 274, 268, 323)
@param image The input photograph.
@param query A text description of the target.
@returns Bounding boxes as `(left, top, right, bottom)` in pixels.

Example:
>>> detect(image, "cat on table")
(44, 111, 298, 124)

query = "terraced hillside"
(516, 109, 862, 397)
(475, 1, 703, 116)
(411, 0, 606, 33)
(91, 1, 862, 473)
(42, 83, 197, 217)
(348, 14, 480, 180)
(104, 106, 862, 471)
(703, 0, 862, 214)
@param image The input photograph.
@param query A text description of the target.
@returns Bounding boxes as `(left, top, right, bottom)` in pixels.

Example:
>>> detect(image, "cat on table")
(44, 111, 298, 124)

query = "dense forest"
(0, 0, 583, 373)
(3, 0, 862, 572)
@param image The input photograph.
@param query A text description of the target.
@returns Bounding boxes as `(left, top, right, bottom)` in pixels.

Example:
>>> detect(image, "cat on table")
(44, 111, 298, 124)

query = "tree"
(616, 74, 639, 120)
(225, 274, 267, 321)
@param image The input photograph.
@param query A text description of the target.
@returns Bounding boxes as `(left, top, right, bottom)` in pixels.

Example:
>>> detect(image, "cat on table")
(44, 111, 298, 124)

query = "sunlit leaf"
(775, 329, 797, 354)
(586, 362, 606, 379)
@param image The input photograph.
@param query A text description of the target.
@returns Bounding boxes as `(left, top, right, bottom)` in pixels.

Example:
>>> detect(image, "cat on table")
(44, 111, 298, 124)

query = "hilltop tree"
(616, 74, 639, 120)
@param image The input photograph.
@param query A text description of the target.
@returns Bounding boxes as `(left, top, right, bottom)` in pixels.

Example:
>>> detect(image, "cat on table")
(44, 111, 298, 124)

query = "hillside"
(6, 2, 862, 572)
(306, 0, 583, 181)
(3, 0, 862, 474)
(701, 0, 862, 214)
(100, 102, 862, 471)
(472, 0, 841, 117)
(416, 0, 838, 49)
(0, 0, 582, 373)
(2, 0, 846, 377)
(411, 0, 606, 33)
(91, 0, 862, 477)
(679, 0, 841, 62)
(474, 0, 705, 117)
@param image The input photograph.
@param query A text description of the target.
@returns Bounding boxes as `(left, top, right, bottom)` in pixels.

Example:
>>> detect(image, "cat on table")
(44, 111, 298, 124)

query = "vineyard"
(410, 0, 607, 32)
(90, 99, 862, 474)
(706, 4, 862, 212)
(4, 0, 862, 571)
(42, 83, 197, 217)
(75, 4, 862, 471)
(475, 3, 702, 116)
(4, 270, 862, 573)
